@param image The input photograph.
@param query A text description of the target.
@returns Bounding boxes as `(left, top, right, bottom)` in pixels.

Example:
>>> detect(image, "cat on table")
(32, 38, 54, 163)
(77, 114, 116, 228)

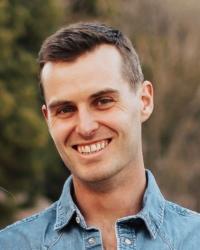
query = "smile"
(73, 139, 112, 155)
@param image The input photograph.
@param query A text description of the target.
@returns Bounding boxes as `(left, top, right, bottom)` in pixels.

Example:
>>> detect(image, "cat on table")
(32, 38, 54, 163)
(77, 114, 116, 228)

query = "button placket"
(116, 223, 136, 250)
(84, 229, 102, 249)
(88, 237, 96, 245)
(124, 237, 132, 245)
(76, 216, 80, 224)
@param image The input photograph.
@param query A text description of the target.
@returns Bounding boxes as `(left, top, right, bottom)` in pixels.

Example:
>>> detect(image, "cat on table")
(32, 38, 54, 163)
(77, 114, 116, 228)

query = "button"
(76, 216, 80, 224)
(88, 237, 96, 245)
(124, 238, 132, 245)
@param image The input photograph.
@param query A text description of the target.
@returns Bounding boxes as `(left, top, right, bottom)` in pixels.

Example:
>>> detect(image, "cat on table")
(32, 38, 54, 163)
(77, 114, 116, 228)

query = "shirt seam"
(46, 231, 63, 250)
(157, 228, 175, 250)
(166, 201, 200, 217)
(0, 203, 56, 233)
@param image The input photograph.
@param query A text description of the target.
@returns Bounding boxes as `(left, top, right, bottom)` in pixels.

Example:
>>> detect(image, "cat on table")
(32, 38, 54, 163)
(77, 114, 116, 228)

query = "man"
(0, 22, 199, 250)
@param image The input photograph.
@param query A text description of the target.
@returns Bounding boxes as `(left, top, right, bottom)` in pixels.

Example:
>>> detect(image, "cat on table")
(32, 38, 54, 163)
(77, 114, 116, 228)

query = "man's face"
(41, 44, 153, 185)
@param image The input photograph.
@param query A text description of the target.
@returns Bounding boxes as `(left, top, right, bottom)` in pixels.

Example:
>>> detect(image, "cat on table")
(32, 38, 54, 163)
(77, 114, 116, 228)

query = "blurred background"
(0, 0, 200, 228)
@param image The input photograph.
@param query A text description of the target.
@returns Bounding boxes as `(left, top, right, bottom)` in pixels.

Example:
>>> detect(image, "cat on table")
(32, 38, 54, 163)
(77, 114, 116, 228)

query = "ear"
(140, 81, 154, 123)
(42, 105, 52, 135)
(41, 104, 49, 122)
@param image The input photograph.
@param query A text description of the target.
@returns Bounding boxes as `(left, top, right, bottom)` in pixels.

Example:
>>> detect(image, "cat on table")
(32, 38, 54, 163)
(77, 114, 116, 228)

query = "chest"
(43, 225, 175, 250)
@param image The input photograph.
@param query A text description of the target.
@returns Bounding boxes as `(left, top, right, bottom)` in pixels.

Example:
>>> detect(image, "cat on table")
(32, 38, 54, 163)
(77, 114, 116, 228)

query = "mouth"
(72, 138, 112, 155)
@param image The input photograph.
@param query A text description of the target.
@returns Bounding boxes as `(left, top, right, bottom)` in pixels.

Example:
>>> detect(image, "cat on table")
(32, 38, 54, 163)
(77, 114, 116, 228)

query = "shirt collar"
(54, 176, 76, 230)
(54, 169, 165, 238)
(137, 169, 165, 239)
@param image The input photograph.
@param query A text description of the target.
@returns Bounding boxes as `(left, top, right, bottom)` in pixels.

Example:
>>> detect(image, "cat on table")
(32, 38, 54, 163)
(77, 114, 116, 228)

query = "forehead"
(41, 44, 130, 103)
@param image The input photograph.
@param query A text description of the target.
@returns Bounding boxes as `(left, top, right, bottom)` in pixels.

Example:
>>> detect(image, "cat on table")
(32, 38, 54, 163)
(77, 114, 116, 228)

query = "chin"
(73, 167, 122, 186)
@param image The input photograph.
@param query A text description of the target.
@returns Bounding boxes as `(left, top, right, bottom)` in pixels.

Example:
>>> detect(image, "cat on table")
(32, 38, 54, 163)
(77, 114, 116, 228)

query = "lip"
(71, 138, 112, 148)
(71, 138, 112, 158)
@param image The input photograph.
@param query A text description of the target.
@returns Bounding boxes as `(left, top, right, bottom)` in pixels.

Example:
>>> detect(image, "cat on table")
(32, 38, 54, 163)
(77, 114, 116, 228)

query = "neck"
(72, 166, 146, 227)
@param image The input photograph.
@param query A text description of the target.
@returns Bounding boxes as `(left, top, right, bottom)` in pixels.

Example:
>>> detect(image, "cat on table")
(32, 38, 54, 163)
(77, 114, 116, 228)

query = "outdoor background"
(0, 0, 200, 228)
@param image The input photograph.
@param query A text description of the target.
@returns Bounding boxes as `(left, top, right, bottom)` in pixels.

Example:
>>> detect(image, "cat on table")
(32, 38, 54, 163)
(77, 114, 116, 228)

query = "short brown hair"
(38, 22, 144, 99)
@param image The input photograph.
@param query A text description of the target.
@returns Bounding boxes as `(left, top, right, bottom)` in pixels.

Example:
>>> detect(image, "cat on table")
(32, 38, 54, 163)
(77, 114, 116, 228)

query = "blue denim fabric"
(0, 170, 200, 250)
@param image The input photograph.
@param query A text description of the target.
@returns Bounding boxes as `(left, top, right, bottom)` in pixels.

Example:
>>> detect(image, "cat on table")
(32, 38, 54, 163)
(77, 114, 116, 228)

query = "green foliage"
(0, 196, 17, 228)
(0, 0, 65, 227)
(70, 0, 99, 16)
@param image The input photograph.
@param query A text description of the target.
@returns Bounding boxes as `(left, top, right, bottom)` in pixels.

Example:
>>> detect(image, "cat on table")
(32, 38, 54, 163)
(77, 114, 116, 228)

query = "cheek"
(48, 120, 72, 144)
(111, 106, 140, 129)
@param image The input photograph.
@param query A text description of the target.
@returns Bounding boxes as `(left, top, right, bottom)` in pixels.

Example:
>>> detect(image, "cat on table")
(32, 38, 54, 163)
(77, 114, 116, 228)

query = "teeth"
(77, 140, 109, 154)
(85, 145, 90, 153)
(91, 144, 96, 152)
(96, 143, 101, 151)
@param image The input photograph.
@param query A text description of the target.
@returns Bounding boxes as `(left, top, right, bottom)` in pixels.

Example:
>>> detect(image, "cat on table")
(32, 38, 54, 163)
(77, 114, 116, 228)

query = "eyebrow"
(48, 100, 74, 110)
(47, 88, 119, 110)
(90, 88, 119, 99)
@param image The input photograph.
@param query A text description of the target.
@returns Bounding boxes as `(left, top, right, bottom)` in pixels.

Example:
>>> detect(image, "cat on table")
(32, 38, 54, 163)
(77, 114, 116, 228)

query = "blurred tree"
(0, 0, 66, 227)
(70, 0, 99, 16)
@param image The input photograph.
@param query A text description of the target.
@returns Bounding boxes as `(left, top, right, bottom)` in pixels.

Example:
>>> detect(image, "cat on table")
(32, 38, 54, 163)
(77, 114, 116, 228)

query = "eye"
(93, 97, 115, 110)
(56, 105, 77, 117)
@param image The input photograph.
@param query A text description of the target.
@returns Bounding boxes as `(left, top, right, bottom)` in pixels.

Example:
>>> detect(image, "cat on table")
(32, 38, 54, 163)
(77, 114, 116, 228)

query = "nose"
(75, 107, 99, 138)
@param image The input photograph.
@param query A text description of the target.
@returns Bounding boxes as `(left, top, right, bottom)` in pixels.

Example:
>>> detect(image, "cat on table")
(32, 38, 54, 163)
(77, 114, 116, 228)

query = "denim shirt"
(0, 170, 200, 250)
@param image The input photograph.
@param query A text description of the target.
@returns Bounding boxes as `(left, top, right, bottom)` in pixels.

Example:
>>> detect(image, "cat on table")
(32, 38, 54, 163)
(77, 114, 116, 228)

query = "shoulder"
(161, 200, 200, 249)
(165, 200, 200, 225)
(0, 202, 57, 250)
